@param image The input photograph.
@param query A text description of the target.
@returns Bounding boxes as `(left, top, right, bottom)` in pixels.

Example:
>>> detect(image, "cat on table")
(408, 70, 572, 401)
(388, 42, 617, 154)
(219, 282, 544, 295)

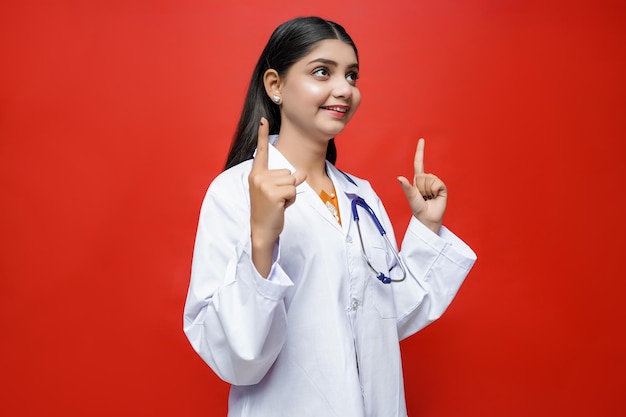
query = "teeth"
(326, 106, 347, 112)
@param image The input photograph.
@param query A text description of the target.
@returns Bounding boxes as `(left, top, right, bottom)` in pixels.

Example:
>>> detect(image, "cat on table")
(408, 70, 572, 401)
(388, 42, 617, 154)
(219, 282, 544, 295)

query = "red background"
(1, 1, 625, 416)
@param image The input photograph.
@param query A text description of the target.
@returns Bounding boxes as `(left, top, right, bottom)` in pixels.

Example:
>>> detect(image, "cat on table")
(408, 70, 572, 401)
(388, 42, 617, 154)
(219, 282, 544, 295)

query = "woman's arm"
(183, 173, 293, 386)
(392, 138, 476, 338)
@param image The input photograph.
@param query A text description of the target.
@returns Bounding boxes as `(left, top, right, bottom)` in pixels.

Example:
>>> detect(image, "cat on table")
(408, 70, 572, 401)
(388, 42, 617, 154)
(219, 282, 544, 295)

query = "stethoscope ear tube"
(351, 197, 407, 284)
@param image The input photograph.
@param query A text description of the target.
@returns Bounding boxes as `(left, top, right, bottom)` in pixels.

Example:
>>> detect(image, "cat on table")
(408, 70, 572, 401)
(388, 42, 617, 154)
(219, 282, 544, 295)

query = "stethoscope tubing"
(351, 197, 407, 284)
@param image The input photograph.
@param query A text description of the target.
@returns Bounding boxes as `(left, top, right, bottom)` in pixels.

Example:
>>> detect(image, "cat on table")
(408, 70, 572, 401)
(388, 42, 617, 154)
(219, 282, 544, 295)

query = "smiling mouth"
(321, 106, 349, 113)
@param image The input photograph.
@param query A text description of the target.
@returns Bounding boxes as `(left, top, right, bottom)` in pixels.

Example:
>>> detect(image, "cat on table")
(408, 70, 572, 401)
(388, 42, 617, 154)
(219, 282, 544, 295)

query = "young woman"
(184, 16, 476, 417)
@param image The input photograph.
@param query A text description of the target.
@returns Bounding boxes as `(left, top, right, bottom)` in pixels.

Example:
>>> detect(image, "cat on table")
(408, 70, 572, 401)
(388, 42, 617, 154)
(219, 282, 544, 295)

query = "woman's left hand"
(397, 138, 447, 234)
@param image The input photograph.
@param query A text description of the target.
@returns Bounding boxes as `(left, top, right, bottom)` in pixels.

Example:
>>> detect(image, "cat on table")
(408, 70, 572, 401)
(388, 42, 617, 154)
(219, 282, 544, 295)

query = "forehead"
(297, 39, 358, 65)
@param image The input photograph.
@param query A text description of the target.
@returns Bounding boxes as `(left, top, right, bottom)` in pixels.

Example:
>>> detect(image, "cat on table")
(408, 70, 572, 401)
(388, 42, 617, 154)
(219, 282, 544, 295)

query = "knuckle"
(249, 174, 262, 187)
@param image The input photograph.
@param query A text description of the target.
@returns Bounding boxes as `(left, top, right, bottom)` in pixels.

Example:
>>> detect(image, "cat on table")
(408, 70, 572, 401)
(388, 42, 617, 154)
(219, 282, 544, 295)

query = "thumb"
(397, 176, 415, 198)
(284, 171, 307, 210)
(293, 171, 307, 187)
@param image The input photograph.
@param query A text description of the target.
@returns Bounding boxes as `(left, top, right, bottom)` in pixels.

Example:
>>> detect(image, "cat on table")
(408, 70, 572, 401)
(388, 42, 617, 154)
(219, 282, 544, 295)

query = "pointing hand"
(397, 138, 447, 234)
(248, 117, 307, 276)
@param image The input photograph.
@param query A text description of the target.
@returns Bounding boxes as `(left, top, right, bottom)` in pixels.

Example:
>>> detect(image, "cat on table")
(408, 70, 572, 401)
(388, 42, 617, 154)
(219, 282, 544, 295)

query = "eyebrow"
(307, 58, 359, 70)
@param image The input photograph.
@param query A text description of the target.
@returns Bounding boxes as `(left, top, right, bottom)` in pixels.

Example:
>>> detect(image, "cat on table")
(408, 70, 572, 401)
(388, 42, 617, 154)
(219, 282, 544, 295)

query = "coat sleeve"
(374, 196, 477, 341)
(183, 172, 293, 386)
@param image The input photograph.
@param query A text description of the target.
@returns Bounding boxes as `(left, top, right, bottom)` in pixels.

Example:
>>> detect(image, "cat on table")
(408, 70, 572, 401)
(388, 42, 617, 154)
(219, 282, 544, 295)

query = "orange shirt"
(319, 189, 341, 225)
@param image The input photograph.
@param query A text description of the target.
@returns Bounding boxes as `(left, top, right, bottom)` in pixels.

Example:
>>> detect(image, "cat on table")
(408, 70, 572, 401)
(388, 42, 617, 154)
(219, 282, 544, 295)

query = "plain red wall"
(1, 1, 624, 416)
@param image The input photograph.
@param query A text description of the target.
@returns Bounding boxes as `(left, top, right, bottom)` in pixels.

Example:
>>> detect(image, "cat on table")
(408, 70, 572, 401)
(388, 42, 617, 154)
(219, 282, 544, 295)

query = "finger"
(282, 184, 299, 209)
(252, 117, 269, 171)
(266, 168, 294, 178)
(429, 176, 447, 198)
(414, 138, 425, 174)
(424, 174, 436, 198)
(283, 172, 307, 209)
(284, 188, 298, 209)
(269, 173, 302, 187)
(264, 170, 306, 185)
(415, 173, 428, 198)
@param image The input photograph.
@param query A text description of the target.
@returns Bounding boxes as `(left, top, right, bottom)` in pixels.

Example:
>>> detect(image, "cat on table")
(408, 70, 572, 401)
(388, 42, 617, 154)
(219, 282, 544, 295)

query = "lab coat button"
(350, 299, 359, 311)
(346, 236, 353, 244)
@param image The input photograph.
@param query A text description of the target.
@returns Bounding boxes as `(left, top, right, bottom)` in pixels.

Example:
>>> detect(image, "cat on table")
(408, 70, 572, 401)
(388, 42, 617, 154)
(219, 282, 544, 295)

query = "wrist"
(251, 232, 277, 279)
(414, 216, 442, 235)
(251, 227, 277, 251)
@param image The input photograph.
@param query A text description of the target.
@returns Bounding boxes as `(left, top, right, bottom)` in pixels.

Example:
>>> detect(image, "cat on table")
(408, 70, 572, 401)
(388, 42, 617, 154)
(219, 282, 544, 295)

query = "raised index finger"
(252, 117, 269, 171)
(414, 138, 425, 174)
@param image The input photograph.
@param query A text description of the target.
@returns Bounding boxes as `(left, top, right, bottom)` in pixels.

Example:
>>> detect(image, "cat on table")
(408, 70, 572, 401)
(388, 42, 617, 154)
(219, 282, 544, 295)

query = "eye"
(346, 71, 359, 85)
(312, 67, 330, 79)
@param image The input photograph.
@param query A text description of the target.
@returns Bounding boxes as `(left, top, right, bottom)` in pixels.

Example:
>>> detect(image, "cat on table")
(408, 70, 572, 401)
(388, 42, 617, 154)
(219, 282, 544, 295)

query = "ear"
(263, 69, 282, 101)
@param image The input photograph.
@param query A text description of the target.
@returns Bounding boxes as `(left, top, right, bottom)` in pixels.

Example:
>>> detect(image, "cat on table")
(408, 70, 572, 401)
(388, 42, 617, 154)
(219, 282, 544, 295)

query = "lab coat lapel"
(326, 163, 359, 236)
(264, 143, 344, 233)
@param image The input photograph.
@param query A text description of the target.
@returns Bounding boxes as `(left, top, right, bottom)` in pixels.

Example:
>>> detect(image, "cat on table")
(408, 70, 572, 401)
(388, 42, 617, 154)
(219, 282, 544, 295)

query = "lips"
(321, 105, 349, 114)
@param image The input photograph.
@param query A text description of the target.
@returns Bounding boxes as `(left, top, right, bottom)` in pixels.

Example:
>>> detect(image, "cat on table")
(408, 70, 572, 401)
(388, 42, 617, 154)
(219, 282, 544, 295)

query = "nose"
(332, 77, 353, 100)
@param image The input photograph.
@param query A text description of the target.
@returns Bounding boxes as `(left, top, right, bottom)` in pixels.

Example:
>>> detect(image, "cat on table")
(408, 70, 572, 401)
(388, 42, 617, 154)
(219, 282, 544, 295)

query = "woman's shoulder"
(206, 159, 254, 196)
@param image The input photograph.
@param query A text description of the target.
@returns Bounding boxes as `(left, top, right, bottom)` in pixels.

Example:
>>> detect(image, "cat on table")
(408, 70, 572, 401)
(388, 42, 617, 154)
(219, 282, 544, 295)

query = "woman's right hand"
(248, 117, 307, 277)
(397, 138, 447, 234)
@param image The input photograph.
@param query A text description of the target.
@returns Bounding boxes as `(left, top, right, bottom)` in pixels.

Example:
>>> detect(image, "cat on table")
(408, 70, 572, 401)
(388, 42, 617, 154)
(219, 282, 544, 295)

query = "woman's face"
(278, 39, 361, 142)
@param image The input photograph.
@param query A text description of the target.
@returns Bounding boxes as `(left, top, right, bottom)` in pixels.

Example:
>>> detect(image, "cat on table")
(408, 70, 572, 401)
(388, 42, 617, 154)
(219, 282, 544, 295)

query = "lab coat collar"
(261, 135, 360, 195)
(325, 163, 359, 235)
(325, 163, 359, 198)
(262, 136, 298, 188)
(259, 136, 360, 233)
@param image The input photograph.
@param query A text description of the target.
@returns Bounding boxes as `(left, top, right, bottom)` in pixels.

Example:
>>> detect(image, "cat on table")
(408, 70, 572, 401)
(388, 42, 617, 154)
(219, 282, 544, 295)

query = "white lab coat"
(183, 139, 477, 417)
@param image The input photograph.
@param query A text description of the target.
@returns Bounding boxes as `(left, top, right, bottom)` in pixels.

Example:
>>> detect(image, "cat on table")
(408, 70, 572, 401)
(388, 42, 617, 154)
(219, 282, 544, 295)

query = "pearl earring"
(272, 95, 281, 104)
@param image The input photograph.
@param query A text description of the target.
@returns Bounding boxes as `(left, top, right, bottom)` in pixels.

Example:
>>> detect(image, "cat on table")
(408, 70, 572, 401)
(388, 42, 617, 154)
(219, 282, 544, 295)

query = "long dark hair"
(224, 16, 358, 170)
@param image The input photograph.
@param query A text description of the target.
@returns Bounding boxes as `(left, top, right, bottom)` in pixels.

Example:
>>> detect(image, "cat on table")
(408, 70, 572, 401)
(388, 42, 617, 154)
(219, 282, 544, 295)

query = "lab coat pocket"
(368, 246, 397, 319)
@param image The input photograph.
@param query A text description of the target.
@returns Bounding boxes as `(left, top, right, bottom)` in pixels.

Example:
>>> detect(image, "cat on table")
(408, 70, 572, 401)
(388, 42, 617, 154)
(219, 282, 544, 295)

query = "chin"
(319, 122, 348, 138)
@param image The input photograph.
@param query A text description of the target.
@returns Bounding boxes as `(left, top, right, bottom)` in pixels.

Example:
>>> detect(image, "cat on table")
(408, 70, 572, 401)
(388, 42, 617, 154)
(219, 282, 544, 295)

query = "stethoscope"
(351, 197, 407, 284)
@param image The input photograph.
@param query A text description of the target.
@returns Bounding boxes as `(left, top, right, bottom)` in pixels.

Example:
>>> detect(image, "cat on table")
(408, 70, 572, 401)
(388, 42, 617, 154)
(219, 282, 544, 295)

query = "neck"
(274, 129, 334, 194)
(275, 134, 329, 178)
